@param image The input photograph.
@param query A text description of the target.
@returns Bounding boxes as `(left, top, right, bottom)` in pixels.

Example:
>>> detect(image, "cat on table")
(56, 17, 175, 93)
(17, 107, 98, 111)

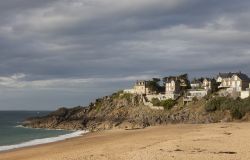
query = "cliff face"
(23, 93, 232, 131)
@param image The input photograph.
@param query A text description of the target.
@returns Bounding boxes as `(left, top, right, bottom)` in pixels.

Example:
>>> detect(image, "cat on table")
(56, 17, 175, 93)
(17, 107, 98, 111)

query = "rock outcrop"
(22, 92, 233, 131)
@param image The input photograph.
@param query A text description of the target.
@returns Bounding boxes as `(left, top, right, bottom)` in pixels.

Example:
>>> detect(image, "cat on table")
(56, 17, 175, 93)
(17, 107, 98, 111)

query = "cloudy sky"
(0, 0, 250, 110)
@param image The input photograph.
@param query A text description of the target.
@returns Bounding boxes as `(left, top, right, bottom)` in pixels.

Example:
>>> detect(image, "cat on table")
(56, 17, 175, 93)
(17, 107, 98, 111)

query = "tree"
(152, 78, 160, 83)
(210, 79, 220, 93)
(147, 78, 162, 93)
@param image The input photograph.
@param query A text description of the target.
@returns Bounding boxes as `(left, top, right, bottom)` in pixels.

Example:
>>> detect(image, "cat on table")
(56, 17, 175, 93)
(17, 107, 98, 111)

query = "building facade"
(186, 89, 209, 99)
(217, 72, 234, 88)
(133, 80, 150, 95)
(165, 79, 181, 99)
(217, 72, 250, 91)
(202, 78, 211, 90)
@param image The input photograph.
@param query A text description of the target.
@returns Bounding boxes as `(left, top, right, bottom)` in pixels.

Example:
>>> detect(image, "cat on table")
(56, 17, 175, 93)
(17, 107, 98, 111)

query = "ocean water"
(0, 111, 87, 151)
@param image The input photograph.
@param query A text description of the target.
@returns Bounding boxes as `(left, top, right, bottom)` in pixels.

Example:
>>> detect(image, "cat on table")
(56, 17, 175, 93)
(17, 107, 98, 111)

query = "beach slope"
(1, 123, 250, 160)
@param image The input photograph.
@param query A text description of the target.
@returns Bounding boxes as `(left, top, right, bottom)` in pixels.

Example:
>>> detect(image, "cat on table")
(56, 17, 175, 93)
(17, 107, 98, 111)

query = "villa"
(124, 80, 151, 95)
(216, 72, 250, 98)
(165, 77, 181, 100)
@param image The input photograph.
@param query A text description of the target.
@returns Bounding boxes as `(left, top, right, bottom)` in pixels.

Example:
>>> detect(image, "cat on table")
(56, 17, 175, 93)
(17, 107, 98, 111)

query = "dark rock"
(22, 93, 234, 131)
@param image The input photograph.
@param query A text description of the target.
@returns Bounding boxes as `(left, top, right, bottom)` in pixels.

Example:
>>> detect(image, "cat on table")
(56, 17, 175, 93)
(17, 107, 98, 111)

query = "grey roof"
(218, 72, 235, 78)
(191, 79, 202, 84)
(234, 73, 250, 81)
(218, 72, 250, 81)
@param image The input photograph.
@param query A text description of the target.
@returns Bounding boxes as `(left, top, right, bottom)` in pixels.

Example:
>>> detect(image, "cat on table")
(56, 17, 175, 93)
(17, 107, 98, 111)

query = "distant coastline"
(0, 111, 83, 152)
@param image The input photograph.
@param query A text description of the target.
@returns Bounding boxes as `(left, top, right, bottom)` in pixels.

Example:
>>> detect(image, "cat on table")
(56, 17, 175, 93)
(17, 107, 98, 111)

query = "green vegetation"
(192, 97, 198, 103)
(211, 80, 220, 93)
(111, 90, 123, 99)
(205, 97, 250, 119)
(95, 100, 102, 112)
(151, 98, 176, 110)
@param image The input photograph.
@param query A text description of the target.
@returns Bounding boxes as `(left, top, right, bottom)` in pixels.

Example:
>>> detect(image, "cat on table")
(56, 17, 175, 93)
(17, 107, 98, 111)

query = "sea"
(0, 111, 87, 152)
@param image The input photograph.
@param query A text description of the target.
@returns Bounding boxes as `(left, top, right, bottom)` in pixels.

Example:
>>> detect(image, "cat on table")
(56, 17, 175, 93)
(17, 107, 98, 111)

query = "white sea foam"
(15, 125, 66, 131)
(0, 130, 88, 152)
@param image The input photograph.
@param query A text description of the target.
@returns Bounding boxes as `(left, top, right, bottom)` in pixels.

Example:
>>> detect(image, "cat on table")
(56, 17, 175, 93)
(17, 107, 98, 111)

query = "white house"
(202, 78, 212, 90)
(190, 79, 202, 89)
(240, 83, 250, 99)
(217, 72, 234, 88)
(123, 89, 135, 94)
(165, 79, 181, 99)
(217, 72, 250, 91)
(231, 73, 250, 92)
(123, 80, 150, 95)
(133, 80, 150, 95)
(241, 90, 250, 99)
(185, 89, 209, 100)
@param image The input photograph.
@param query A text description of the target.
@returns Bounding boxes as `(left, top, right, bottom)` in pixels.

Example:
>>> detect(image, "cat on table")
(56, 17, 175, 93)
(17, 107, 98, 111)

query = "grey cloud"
(0, 0, 250, 110)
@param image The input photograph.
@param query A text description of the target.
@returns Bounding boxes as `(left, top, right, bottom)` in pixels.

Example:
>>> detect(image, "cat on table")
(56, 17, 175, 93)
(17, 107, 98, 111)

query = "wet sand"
(1, 123, 250, 160)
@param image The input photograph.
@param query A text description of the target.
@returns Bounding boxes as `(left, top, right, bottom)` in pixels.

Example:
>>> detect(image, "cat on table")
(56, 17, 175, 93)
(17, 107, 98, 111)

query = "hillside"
(22, 92, 244, 131)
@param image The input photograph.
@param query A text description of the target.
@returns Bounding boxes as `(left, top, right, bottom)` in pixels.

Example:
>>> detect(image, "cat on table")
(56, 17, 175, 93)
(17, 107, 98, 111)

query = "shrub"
(161, 99, 176, 110)
(205, 97, 250, 119)
(151, 98, 176, 110)
(205, 97, 226, 112)
(112, 90, 124, 98)
(120, 93, 133, 102)
(151, 98, 161, 106)
(192, 97, 198, 103)
(231, 107, 243, 119)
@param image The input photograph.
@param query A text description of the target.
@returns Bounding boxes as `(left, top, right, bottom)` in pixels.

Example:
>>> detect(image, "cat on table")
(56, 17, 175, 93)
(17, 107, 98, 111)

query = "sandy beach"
(1, 122, 250, 160)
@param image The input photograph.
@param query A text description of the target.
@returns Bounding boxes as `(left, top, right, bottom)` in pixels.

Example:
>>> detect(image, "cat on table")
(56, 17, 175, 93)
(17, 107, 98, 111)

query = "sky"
(0, 0, 250, 110)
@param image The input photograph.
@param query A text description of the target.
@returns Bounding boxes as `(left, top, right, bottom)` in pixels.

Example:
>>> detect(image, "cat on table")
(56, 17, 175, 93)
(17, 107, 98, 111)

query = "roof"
(203, 78, 215, 82)
(234, 73, 250, 81)
(191, 79, 202, 84)
(166, 76, 179, 83)
(191, 78, 214, 84)
(135, 80, 149, 85)
(165, 78, 180, 83)
(218, 72, 250, 81)
(218, 72, 235, 78)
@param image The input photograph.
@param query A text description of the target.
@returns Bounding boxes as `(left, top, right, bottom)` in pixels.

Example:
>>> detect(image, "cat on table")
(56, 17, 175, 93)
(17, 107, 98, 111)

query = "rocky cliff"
(23, 92, 233, 131)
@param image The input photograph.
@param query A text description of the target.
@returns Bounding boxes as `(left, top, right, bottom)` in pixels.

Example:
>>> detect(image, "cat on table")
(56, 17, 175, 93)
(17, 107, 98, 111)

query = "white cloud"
(0, 73, 158, 89)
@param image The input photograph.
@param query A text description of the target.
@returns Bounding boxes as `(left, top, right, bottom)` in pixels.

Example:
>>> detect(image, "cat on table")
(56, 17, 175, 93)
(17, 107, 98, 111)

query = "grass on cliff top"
(94, 91, 135, 112)
(112, 91, 134, 102)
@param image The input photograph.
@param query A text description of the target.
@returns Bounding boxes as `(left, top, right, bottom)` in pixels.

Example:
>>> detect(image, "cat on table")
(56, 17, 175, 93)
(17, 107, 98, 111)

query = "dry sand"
(1, 122, 250, 160)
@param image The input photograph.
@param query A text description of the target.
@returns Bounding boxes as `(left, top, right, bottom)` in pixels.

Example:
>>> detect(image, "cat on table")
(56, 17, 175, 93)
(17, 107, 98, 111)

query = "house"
(165, 78, 181, 99)
(240, 83, 250, 99)
(190, 77, 216, 91)
(133, 80, 150, 95)
(241, 89, 250, 99)
(217, 72, 234, 88)
(231, 73, 250, 92)
(123, 89, 135, 94)
(124, 80, 150, 95)
(202, 78, 212, 90)
(190, 79, 202, 89)
(217, 72, 250, 91)
(186, 89, 209, 99)
(217, 72, 250, 98)
(183, 77, 216, 105)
